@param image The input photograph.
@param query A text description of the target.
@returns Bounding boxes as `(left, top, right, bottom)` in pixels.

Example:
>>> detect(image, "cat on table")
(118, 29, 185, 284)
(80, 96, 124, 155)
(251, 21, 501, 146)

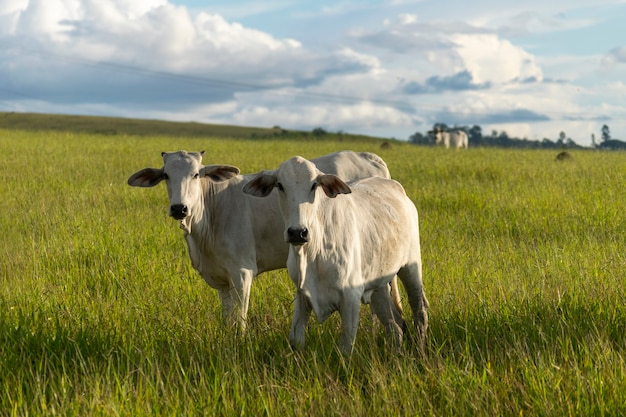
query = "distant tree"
(312, 127, 327, 136)
(409, 123, 590, 149)
(468, 125, 483, 146)
(601, 124, 611, 142)
(429, 122, 449, 137)
(409, 131, 431, 145)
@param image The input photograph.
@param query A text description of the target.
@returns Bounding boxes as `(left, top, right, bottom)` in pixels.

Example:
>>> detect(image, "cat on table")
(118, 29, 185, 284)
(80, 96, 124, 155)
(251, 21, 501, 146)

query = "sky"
(1, 1, 625, 146)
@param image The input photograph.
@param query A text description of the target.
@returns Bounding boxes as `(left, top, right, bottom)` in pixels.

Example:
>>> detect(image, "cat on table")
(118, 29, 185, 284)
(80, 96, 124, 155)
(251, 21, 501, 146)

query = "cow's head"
(432, 127, 446, 145)
(243, 156, 351, 246)
(127, 151, 240, 222)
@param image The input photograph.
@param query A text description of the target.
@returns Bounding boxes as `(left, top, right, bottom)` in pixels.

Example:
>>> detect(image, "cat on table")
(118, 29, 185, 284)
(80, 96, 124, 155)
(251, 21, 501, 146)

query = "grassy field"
(0, 112, 385, 143)
(1, 125, 626, 416)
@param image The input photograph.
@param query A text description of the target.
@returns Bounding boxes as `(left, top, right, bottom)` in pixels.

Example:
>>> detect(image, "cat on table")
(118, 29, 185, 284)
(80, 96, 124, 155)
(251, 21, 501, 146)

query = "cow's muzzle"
(170, 204, 188, 220)
(287, 227, 309, 245)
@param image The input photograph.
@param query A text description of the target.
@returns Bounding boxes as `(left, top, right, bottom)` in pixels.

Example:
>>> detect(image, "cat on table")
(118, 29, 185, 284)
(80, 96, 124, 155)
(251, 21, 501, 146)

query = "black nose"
(287, 227, 309, 245)
(170, 204, 188, 220)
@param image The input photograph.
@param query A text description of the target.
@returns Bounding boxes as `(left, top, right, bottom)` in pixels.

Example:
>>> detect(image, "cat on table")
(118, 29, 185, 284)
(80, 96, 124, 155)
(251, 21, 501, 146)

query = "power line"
(3, 46, 625, 122)
(13, 46, 418, 111)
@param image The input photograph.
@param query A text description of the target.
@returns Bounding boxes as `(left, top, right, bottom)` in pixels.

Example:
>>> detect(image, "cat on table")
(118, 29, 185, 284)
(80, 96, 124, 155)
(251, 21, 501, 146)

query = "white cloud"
(0, 0, 352, 106)
(231, 100, 414, 134)
(450, 34, 543, 84)
(335, 48, 382, 73)
(396, 13, 417, 25)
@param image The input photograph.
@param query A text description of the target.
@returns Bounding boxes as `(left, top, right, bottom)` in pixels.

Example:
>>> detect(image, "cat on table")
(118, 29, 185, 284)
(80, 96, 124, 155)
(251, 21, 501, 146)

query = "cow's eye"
(193, 173, 199, 179)
(310, 183, 317, 192)
(276, 182, 284, 192)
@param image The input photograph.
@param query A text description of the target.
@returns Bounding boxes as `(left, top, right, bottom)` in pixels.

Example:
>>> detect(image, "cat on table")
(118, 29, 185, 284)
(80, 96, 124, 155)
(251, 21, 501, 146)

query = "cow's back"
(311, 150, 390, 179)
(314, 177, 419, 282)
(450, 131, 468, 148)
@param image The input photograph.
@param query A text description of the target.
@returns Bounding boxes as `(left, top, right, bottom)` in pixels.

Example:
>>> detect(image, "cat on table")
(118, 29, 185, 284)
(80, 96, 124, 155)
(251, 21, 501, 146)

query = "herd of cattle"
(128, 150, 428, 354)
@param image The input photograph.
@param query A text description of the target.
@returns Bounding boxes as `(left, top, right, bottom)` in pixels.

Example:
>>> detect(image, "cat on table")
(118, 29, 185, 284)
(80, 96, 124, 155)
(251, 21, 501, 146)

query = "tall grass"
(1, 128, 626, 416)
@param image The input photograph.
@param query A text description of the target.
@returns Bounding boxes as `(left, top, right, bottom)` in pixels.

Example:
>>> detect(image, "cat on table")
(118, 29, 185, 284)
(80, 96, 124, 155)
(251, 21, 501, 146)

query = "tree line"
(409, 123, 625, 150)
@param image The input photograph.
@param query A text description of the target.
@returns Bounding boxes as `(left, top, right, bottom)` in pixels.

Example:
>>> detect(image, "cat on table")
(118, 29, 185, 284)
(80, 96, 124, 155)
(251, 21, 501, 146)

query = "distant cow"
(431, 127, 468, 149)
(243, 156, 428, 353)
(127, 150, 391, 330)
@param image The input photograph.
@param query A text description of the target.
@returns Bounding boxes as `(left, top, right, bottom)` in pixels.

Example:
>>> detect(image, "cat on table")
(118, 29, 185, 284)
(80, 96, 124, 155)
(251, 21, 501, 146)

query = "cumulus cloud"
(450, 33, 543, 84)
(353, 13, 543, 87)
(0, 0, 378, 110)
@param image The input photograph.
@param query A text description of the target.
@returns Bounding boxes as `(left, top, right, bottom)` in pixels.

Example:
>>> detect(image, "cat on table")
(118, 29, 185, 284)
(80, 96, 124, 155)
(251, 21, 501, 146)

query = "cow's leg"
(397, 263, 429, 352)
(219, 268, 254, 331)
(236, 268, 254, 326)
(234, 268, 254, 330)
(218, 286, 240, 328)
(338, 293, 361, 354)
(370, 286, 404, 348)
(289, 291, 312, 350)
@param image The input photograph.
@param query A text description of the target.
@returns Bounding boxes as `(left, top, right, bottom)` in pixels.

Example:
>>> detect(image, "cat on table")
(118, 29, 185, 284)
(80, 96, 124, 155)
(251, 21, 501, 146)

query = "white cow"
(243, 156, 428, 353)
(432, 127, 468, 149)
(127, 150, 391, 330)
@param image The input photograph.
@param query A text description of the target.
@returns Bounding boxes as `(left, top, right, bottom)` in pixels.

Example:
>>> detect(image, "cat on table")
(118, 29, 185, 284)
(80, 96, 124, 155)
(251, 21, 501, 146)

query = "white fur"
(434, 129, 469, 149)
(128, 150, 390, 330)
(244, 156, 428, 353)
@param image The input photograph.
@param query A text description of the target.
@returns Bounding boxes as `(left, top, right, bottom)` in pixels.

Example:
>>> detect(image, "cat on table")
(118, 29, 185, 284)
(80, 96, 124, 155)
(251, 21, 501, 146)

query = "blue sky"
(1, 0, 625, 145)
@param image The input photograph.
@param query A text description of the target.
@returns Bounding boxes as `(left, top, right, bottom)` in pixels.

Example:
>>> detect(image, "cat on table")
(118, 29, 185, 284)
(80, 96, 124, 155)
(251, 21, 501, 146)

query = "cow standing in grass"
(432, 127, 469, 149)
(127, 150, 392, 330)
(243, 156, 428, 354)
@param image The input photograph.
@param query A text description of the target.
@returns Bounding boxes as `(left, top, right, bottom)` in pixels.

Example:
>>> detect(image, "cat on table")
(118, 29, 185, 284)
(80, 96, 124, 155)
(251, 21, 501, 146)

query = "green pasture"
(1, 126, 626, 416)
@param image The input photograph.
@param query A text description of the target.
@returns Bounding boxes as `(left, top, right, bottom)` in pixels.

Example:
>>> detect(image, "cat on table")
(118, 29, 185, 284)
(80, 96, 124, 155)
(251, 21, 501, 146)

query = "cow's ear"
(318, 174, 351, 198)
(127, 168, 165, 187)
(200, 165, 240, 182)
(243, 173, 277, 197)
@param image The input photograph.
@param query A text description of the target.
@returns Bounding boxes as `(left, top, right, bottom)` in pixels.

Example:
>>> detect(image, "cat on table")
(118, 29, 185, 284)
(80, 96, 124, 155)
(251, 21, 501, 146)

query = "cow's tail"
(390, 276, 404, 316)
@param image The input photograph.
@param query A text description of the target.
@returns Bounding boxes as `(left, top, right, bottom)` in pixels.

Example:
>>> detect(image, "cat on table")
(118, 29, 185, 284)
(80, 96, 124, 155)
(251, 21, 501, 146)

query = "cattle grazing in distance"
(243, 156, 428, 354)
(431, 127, 469, 149)
(555, 151, 573, 161)
(127, 150, 391, 331)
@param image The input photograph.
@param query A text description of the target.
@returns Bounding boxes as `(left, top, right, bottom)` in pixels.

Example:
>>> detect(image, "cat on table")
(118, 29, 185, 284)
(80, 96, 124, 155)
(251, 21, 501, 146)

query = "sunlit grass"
(1, 128, 626, 415)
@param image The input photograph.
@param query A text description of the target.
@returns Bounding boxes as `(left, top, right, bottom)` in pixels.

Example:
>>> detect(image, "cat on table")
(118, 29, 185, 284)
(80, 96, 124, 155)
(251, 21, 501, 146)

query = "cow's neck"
(181, 178, 232, 241)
